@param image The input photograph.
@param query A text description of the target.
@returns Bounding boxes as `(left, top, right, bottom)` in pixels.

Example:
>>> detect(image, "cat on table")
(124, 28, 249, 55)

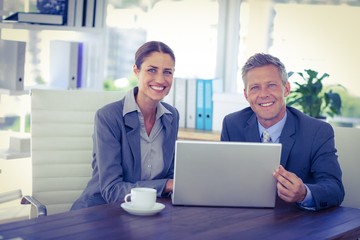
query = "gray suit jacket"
(221, 106, 345, 210)
(71, 92, 179, 210)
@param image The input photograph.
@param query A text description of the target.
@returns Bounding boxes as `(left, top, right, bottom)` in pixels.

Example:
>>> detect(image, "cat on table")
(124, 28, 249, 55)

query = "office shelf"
(0, 149, 30, 160)
(0, 22, 102, 33)
(0, 134, 30, 160)
(0, 88, 29, 96)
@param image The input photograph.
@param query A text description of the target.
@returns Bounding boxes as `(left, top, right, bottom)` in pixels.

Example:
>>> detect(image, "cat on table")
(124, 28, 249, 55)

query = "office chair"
(0, 88, 125, 223)
(334, 126, 360, 208)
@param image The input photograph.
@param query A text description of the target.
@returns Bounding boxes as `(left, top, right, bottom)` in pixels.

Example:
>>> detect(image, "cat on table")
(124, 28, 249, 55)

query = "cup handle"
(124, 193, 132, 203)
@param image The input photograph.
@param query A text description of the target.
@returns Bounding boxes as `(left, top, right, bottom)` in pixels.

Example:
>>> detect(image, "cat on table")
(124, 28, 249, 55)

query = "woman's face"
(134, 52, 175, 103)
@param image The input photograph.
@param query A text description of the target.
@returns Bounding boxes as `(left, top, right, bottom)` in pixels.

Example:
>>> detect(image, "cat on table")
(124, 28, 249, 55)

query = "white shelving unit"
(0, 24, 106, 90)
(0, 0, 108, 90)
(0, 2, 108, 158)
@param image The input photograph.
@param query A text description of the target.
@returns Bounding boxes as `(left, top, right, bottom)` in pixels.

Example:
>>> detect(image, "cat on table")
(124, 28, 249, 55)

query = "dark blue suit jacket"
(221, 106, 344, 210)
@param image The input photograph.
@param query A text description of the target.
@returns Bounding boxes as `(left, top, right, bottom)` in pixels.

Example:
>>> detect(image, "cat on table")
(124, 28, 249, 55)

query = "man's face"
(244, 64, 290, 128)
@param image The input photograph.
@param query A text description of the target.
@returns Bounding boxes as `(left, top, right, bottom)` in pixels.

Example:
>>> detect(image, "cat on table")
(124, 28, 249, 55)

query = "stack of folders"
(49, 41, 84, 89)
(68, 0, 109, 28)
(0, 40, 26, 91)
(166, 78, 222, 131)
(195, 78, 223, 131)
(3, 0, 108, 28)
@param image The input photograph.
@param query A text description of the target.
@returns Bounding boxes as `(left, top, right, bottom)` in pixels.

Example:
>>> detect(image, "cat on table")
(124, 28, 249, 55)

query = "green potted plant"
(287, 69, 342, 119)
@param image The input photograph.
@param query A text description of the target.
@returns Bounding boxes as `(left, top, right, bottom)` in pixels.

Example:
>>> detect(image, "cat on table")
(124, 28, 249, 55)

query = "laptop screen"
(172, 140, 282, 208)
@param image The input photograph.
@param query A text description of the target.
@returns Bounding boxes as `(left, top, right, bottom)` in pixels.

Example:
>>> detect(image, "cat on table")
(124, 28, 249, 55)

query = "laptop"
(172, 140, 282, 208)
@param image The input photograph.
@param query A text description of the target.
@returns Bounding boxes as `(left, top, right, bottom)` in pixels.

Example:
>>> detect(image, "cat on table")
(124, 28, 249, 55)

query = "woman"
(71, 41, 178, 210)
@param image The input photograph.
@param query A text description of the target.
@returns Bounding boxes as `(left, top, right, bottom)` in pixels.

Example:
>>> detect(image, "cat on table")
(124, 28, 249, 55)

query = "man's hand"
(273, 165, 307, 203)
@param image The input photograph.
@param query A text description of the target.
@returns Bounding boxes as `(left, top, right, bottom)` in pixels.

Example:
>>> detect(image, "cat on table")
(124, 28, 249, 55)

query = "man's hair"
(242, 53, 288, 87)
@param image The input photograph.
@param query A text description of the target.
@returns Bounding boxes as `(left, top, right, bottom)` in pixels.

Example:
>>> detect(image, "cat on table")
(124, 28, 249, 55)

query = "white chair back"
(334, 126, 360, 208)
(31, 88, 125, 215)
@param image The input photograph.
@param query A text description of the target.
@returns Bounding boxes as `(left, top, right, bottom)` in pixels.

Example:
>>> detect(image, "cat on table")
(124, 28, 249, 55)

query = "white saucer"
(121, 202, 165, 216)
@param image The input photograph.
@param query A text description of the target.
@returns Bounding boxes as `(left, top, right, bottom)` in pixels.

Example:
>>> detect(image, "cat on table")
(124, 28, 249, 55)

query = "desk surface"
(178, 128, 220, 141)
(0, 198, 360, 240)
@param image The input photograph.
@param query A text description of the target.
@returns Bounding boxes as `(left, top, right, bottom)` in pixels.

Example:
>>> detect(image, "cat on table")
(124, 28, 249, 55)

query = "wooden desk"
(178, 128, 220, 141)
(0, 199, 359, 239)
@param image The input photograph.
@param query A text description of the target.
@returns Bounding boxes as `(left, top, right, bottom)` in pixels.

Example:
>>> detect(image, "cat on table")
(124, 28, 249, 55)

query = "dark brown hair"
(135, 41, 175, 69)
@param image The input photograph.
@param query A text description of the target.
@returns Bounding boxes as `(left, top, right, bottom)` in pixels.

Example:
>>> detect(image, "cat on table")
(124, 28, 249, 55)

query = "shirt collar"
(258, 111, 287, 143)
(123, 87, 171, 118)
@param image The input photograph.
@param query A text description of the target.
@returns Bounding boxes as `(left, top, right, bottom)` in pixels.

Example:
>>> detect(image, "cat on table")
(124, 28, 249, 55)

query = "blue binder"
(195, 79, 205, 130)
(204, 80, 213, 131)
(77, 42, 84, 88)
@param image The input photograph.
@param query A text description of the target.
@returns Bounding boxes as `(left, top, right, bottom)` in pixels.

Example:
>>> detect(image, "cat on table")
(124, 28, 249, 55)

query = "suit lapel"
(279, 109, 296, 167)
(124, 111, 141, 179)
(160, 110, 175, 176)
(245, 113, 262, 142)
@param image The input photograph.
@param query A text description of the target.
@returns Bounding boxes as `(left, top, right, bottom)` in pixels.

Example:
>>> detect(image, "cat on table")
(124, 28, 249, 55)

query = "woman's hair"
(135, 41, 176, 69)
(242, 53, 288, 86)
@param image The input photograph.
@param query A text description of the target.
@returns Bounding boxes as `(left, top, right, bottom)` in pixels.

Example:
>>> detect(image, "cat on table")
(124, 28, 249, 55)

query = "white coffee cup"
(124, 187, 157, 209)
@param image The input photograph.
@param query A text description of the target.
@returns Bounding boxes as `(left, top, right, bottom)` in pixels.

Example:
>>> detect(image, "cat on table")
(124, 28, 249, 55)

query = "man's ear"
(284, 82, 291, 97)
(243, 88, 249, 101)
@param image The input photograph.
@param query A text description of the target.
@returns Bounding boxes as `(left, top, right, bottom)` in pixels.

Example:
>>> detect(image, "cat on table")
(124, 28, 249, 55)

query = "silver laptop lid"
(172, 140, 282, 208)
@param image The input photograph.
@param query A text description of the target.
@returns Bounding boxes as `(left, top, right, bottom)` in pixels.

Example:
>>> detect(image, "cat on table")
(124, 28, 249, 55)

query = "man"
(221, 53, 344, 211)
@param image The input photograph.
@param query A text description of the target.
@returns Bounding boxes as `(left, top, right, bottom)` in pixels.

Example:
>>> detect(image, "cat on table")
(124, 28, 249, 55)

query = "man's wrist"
(298, 184, 307, 202)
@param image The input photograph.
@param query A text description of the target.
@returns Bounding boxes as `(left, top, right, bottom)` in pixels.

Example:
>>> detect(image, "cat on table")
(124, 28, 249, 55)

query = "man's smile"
(259, 101, 274, 107)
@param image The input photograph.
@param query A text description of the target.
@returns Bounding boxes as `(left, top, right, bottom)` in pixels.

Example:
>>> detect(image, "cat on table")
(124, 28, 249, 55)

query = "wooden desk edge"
(178, 128, 220, 141)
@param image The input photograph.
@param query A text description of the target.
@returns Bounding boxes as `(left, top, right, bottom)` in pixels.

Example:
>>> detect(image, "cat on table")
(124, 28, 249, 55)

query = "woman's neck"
(136, 93, 157, 136)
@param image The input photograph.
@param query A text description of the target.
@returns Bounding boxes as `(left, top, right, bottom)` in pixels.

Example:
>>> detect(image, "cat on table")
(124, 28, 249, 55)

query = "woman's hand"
(163, 179, 173, 194)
